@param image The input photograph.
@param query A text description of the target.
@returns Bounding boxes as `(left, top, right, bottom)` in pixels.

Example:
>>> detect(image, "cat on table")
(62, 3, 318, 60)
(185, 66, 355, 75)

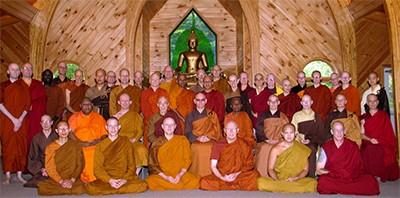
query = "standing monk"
(86, 117, 148, 195)
(200, 120, 260, 191)
(329, 73, 340, 93)
(42, 69, 65, 125)
(133, 71, 147, 90)
(160, 66, 180, 110)
(0, 63, 30, 185)
(239, 71, 255, 94)
(211, 65, 230, 95)
(52, 62, 70, 85)
(68, 97, 108, 183)
(332, 72, 361, 116)
(201, 75, 225, 127)
(175, 74, 195, 119)
(190, 69, 206, 93)
(85, 69, 111, 120)
(140, 72, 169, 148)
(224, 74, 252, 119)
(266, 73, 283, 96)
(248, 73, 272, 126)
(278, 78, 301, 122)
(290, 71, 308, 98)
(304, 70, 332, 121)
(65, 69, 90, 119)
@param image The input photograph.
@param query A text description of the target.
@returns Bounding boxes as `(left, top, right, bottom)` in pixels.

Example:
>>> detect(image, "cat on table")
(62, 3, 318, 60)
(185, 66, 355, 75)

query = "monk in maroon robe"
(248, 74, 272, 126)
(278, 79, 301, 122)
(201, 76, 225, 127)
(304, 70, 332, 121)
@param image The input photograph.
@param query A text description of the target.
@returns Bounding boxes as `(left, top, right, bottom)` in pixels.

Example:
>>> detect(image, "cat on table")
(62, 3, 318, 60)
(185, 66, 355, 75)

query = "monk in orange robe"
(185, 93, 222, 177)
(37, 121, 86, 195)
(211, 65, 230, 95)
(160, 66, 181, 110)
(332, 72, 361, 116)
(224, 97, 255, 148)
(200, 120, 260, 191)
(278, 79, 301, 122)
(255, 95, 289, 176)
(65, 69, 90, 119)
(147, 117, 200, 190)
(304, 70, 332, 121)
(0, 63, 30, 185)
(175, 74, 195, 119)
(140, 72, 169, 148)
(86, 117, 148, 195)
(68, 97, 107, 183)
(109, 68, 141, 115)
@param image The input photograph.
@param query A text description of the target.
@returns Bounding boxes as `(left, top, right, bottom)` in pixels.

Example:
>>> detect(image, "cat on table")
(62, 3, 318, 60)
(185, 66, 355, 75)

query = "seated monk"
(200, 120, 260, 191)
(146, 117, 200, 190)
(257, 123, 317, 193)
(113, 93, 148, 175)
(224, 97, 255, 148)
(255, 95, 288, 176)
(185, 92, 222, 177)
(325, 94, 361, 147)
(86, 117, 148, 195)
(317, 121, 380, 195)
(37, 121, 86, 195)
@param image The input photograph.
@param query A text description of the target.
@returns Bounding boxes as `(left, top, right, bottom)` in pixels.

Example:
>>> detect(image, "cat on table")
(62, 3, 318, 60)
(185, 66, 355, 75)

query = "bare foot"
(2, 177, 10, 185)
(17, 177, 27, 184)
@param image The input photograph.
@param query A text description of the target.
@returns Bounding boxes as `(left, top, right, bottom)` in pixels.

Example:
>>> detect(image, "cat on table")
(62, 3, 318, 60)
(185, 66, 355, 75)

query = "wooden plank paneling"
(0, 0, 38, 23)
(347, 0, 384, 20)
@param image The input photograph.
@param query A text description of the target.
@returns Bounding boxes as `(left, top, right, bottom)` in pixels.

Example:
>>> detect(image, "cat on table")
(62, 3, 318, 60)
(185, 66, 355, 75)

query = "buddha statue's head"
(188, 30, 198, 49)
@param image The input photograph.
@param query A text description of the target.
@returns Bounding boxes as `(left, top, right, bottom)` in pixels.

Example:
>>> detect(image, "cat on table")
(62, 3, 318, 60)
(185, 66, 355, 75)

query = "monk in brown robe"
(147, 117, 200, 190)
(1, 63, 30, 185)
(85, 69, 111, 120)
(68, 97, 108, 183)
(42, 69, 65, 125)
(304, 70, 332, 121)
(140, 72, 169, 148)
(185, 92, 222, 177)
(86, 117, 148, 195)
(37, 121, 86, 195)
(190, 69, 206, 93)
(200, 120, 260, 191)
(211, 65, 230, 95)
(255, 95, 289, 176)
(109, 68, 141, 115)
(25, 114, 58, 188)
(278, 78, 301, 122)
(65, 69, 90, 119)
(175, 74, 195, 119)
(224, 97, 255, 148)
(113, 93, 148, 175)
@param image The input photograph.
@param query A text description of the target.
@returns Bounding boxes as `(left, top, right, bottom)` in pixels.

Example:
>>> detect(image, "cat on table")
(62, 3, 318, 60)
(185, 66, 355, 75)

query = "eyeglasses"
(41, 120, 51, 124)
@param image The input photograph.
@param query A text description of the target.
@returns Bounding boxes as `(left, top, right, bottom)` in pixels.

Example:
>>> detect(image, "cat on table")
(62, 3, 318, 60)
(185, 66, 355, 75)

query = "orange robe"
(176, 88, 195, 119)
(140, 87, 169, 148)
(200, 137, 260, 191)
(340, 85, 361, 116)
(146, 135, 200, 190)
(0, 79, 31, 172)
(160, 79, 180, 109)
(224, 111, 255, 148)
(212, 78, 230, 95)
(86, 136, 148, 195)
(109, 85, 141, 115)
(37, 139, 86, 195)
(68, 111, 107, 183)
(304, 85, 332, 121)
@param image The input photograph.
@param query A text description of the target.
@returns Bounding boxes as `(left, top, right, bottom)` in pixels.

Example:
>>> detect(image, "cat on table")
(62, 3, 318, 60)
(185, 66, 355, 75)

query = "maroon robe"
(277, 92, 301, 122)
(248, 88, 272, 126)
(202, 90, 225, 127)
(304, 85, 332, 122)
(27, 79, 47, 147)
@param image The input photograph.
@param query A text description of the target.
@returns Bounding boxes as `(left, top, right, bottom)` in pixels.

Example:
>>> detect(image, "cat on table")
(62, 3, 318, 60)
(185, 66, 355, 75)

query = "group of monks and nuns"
(109, 68, 141, 115)
(175, 74, 195, 119)
(224, 74, 252, 119)
(147, 96, 183, 145)
(361, 72, 390, 115)
(325, 94, 361, 146)
(0, 63, 30, 185)
(37, 121, 86, 195)
(277, 78, 301, 122)
(239, 72, 255, 94)
(52, 62, 70, 85)
(185, 92, 222, 177)
(223, 97, 255, 148)
(86, 117, 148, 195)
(140, 72, 169, 148)
(85, 68, 111, 120)
(332, 72, 361, 116)
(113, 93, 148, 175)
(200, 120, 259, 191)
(25, 114, 59, 188)
(255, 95, 288, 176)
(68, 97, 108, 183)
(248, 73, 272, 126)
(105, 71, 117, 88)
(23, 63, 47, 148)
(147, 117, 200, 190)
(360, 94, 400, 182)
(290, 71, 307, 98)
(190, 68, 206, 93)
(65, 69, 90, 119)
(265, 73, 283, 96)
(42, 69, 65, 126)
(257, 123, 317, 193)
(292, 94, 327, 177)
(133, 71, 147, 90)
(329, 73, 340, 93)
(317, 121, 380, 195)
(304, 70, 332, 121)
(211, 65, 230, 95)
(201, 75, 225, 127)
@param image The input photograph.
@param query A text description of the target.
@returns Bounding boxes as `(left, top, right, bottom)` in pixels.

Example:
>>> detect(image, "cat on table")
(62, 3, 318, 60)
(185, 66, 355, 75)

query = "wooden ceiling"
(0, 0, 38, 25)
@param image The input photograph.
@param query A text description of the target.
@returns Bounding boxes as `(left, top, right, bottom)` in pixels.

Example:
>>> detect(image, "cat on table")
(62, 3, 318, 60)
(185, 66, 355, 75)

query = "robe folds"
(109, 85, 142, 115)
(66, 83, 90, 119)
(277, 92, 302, 122)
(200, 138, 260, 191)
(318, 139, 380, 195)
(0, 79, 31, 172)
(326, 110, 362, 147)
(248, 88, 272, 126)
(147, 111, 183, 145)
(160, 79, 180, 110)
(85, 84, 111, 120)
(361, 110, 400, 182)
(118, 111, 148, 168)
(45, 85, 65, 122)
(304, 85, 332, 122)
(257, 141, 317, 193)
(37, 139, 86, 195)
(140, 87, 169, 148)
(175, 88, 195, 119)
(147, 135, 200, 190)
(27, 79, 47, 148)
(224, 111, 255, 148)
(255, 111, 288, 176)
(202, 90, 226, 127)
(212, 78, 230, 95)
(68, 111, 107, 183)
(333, 85, 361, 116)
(87, 136, 148, 195)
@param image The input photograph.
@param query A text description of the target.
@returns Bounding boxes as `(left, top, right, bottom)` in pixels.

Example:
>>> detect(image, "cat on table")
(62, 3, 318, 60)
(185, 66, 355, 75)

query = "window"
(303, 60, 334, 88)
(54, 63, 82, 80)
